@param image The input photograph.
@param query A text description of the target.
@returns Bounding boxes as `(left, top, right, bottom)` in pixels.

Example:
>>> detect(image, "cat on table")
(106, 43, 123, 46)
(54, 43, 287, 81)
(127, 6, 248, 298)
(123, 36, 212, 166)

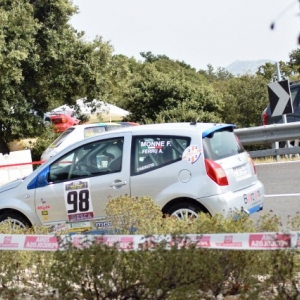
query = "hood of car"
(0, 178, 23, 193)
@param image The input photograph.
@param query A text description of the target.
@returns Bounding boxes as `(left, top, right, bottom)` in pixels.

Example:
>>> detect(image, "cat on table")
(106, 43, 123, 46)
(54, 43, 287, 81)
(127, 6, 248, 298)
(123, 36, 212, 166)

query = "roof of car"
(84, 122, 235, 137)
(43, 122, 235, 165)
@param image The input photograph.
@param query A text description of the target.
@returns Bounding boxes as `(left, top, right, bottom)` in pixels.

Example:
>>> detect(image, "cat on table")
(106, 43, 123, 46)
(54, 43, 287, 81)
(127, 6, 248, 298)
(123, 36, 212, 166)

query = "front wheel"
(166, 202, 205, 220)
(0, 212, 30, 230)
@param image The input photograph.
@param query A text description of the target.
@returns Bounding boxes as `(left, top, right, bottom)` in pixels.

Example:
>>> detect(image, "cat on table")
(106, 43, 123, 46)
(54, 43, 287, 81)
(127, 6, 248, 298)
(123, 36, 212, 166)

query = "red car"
(48, 110, 80, 132)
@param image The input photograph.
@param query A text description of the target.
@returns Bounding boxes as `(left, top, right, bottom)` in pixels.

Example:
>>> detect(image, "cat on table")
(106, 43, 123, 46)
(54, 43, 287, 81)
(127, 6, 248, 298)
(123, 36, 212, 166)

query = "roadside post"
(267, 62, 293, 160)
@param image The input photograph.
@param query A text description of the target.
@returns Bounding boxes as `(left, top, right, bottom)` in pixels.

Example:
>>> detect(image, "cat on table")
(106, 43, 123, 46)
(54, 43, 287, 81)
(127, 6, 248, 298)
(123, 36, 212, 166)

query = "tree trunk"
(0, 138, 10, 155)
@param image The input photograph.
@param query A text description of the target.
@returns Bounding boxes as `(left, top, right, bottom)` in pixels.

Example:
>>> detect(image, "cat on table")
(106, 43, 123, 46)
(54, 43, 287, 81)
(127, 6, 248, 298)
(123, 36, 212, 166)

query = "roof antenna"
(190, 117, 199, 125)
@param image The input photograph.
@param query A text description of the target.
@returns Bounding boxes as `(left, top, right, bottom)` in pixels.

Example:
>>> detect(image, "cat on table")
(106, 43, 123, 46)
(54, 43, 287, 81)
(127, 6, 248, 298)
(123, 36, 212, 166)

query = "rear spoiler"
(202, 124, 236, 139)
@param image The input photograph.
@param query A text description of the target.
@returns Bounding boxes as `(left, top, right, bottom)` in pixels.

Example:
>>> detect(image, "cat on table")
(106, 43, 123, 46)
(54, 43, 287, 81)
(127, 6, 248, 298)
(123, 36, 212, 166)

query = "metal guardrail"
(234, 122, 300, 158)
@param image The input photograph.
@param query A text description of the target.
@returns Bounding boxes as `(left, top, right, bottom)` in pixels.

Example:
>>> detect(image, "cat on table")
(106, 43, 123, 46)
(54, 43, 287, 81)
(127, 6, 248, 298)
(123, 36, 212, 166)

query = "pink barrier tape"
(0, 232, 299, 251)
(0, 161, 45, 168)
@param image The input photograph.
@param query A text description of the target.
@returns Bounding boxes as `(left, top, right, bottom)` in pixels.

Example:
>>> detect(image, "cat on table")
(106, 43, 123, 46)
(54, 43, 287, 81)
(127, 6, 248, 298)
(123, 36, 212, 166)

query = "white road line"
(265, 193, 300, 197)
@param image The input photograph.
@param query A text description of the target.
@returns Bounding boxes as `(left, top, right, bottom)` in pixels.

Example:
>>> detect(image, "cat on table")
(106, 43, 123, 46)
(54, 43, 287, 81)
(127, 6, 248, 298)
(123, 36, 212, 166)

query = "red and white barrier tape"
(0, 161, 45, 168)
(0, 232, 298, 251)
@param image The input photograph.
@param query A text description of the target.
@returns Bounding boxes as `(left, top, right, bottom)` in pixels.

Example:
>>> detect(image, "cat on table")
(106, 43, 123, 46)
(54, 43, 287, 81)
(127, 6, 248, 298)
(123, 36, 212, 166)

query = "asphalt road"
(249, 160, 300, 230)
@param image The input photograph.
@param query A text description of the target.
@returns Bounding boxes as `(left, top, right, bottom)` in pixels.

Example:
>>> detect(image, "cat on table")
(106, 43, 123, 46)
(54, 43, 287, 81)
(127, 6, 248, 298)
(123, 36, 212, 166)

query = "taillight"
(61, 117, 67, 123)
(247, 154, 256, 174)
(263, 111, 268, 126)
(205, 159, 229, 186)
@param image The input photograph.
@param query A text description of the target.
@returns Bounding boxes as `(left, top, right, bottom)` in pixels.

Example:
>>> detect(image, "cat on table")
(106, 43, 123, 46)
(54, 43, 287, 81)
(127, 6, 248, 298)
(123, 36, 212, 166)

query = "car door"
(34, 132, 131, 226)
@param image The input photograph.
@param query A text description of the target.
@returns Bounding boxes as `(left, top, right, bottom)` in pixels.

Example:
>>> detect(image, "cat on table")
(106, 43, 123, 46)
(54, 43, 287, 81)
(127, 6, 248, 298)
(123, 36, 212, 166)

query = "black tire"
(166, 202, 206, 220)
(0, 212, 30, 230)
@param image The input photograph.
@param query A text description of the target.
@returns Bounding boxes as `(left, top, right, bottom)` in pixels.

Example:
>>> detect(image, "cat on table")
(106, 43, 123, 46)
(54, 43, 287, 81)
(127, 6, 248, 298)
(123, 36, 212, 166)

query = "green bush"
(30, 127, 59, 163)
(105, 195, 282, 235)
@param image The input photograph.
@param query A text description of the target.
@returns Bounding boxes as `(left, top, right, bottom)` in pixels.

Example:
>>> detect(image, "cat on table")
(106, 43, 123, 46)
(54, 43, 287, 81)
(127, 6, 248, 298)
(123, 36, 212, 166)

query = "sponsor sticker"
(0, 236, 19, 248)
(140, 140, 172, 154)
(182, 145, 202, 164)
(215, 235, 243, 248)
(169, 235, 211, 248)
(96, 236, 134, 250)
(49, 223, 68, 233)
(64, 179, 95, 222)
(249, 234, 291, 249)
(68, 221, 92, 232)
(24, 236, 59, 250)
(37, 205, 50, 210)
(95, 220, 112, 228)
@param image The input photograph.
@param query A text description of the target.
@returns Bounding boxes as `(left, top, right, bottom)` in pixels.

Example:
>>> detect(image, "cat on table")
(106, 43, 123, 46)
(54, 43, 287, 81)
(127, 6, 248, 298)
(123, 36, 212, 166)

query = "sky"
(70, 0, 300, 70)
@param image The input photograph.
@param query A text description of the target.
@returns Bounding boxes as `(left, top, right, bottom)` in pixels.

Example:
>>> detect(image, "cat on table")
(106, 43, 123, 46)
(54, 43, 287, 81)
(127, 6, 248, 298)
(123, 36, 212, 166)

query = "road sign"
(267, 80, 293, 117)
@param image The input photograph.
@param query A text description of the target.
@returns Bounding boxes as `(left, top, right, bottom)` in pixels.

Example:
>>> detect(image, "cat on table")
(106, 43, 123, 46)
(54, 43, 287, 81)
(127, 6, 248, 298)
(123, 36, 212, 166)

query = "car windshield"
(202, 129, 244, 160)
(49, 128, 75, 148)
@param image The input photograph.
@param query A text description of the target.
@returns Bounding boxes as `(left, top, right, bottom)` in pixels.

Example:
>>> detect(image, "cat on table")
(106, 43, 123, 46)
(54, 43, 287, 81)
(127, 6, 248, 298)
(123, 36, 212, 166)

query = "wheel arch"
(0, 208, 33, 227)
(162, 197, 210, 216)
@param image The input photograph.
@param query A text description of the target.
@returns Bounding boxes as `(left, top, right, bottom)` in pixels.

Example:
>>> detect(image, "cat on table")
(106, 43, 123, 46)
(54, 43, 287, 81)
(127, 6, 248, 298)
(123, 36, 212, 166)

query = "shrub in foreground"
(0, 196, 298, 299)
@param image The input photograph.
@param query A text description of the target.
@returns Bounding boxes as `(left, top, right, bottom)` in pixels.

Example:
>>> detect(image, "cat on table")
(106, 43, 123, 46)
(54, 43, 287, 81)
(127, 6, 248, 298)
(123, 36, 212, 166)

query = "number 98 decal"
(67, 190, 90, 213)
(64, 180, 94, 221)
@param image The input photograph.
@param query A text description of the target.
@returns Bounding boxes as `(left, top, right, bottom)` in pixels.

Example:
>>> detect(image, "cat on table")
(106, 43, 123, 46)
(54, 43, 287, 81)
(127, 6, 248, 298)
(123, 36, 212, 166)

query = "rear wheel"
(0, 212, 30, 230)
(166, 202, 205, 220)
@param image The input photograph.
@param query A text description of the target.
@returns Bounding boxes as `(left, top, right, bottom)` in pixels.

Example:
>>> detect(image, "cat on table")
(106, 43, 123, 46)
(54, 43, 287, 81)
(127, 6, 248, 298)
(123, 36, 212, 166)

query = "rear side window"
(203, 130, 244, 160)
(131, 135, 190, 175)
(84, 126, 106, 138)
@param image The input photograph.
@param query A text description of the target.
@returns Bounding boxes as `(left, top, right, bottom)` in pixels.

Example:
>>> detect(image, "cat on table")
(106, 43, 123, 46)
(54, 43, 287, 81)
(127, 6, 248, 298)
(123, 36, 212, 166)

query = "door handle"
(110, 180, 127, 188)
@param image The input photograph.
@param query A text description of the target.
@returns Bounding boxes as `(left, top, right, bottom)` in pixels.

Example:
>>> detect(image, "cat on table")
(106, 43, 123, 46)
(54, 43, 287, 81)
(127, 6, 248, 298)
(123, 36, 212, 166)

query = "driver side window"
(49, 137, 124, 183)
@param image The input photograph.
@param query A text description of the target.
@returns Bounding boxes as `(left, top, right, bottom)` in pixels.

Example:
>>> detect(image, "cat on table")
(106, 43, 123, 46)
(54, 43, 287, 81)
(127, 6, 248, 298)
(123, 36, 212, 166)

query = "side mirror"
(27, 166, 50, 190)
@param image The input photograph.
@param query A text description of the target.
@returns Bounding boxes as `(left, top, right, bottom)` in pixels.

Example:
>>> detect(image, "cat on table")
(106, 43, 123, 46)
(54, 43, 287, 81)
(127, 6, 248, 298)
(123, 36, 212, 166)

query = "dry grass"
(254, 155, 300, 164)
(8, 139, 37, 151)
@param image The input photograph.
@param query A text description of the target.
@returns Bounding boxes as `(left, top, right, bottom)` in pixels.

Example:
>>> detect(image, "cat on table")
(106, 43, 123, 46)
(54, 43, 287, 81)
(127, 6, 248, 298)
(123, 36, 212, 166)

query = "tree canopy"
(2, 1, 300, 154)
(0, 0, 114, 148)
(122, 58, 223, 124)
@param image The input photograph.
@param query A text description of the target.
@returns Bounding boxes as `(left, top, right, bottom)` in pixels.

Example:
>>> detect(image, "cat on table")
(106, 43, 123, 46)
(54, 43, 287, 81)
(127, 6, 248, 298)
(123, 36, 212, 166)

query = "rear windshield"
(203, 129, 244, 160)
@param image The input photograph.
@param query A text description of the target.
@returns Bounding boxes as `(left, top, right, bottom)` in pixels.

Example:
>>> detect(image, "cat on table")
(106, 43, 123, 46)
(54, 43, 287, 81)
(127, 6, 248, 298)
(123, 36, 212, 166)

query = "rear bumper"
(199, 180, 265, 218)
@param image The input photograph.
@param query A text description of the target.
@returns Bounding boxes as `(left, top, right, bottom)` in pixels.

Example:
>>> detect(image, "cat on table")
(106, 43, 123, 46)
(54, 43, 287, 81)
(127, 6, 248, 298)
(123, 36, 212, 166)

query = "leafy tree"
(286, 48, 300, 81)
(123, 63, 223, 124)
(219, 75, 269, 128)
(108, 54, 141, 108)
(0, 0, 114, 150)
(256, 62, 277, 82)
(155, 98, 223, 124)
(140, 51, 196, 71)
(256, 61, 299, 82)
(198, 64, 234, 82)
(139, 51, 208, 85)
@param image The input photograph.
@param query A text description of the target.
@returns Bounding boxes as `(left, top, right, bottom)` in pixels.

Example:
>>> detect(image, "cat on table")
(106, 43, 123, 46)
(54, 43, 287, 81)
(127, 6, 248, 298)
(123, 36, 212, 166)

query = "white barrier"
(0, 150, 33, 186)
(0, 232, 299, 251)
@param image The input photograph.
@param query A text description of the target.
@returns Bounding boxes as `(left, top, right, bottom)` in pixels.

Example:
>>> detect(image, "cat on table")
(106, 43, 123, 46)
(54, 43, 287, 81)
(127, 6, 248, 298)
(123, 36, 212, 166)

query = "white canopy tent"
(51, 99, 130, 122)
